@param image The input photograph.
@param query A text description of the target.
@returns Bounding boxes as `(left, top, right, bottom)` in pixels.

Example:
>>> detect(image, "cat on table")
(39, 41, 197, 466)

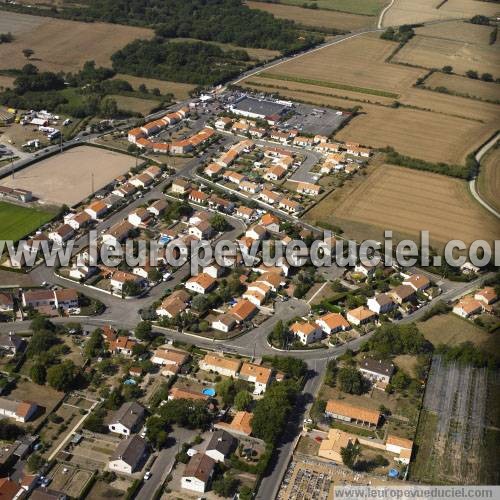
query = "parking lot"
(284, 103, 350, 136)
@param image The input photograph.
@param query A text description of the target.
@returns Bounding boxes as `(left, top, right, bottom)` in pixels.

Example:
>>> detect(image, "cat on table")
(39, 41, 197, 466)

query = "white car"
(144, 471, 152, 480)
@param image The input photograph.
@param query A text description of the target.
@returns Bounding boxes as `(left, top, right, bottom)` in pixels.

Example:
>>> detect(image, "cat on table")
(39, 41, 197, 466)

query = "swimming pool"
(202, 388, 216, 397)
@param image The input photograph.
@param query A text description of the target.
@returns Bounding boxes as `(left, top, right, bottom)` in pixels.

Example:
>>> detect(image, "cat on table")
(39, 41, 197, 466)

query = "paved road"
(138, 427, 196, 500)
(468, 132, 500, 219)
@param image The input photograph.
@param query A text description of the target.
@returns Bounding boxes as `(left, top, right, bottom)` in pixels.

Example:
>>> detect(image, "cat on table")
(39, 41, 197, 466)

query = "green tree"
(22, 48, 34, 60)
(442, 65, 453, 74)
(212, 474, 239, 497)
(391, 370, 411, 391)
(148, 268, 163, 283)
(466, 70, 479, 79)
(30, 363, 47, 385)
(341, 439, 361, 469)
(122, 280, 142, 297)
(46, 361, 78, 392)
(234, 390, 253, 411)
(27, 452, 45, 472)
(84, 328, 104, 359)
(210, 213, 229, 232)
(146, 415, 169, 448)
(135, 321, 153, 341)
(216, 378, 237, 406)
(338, 367, 366, 395)
(324, 359, 337, 387)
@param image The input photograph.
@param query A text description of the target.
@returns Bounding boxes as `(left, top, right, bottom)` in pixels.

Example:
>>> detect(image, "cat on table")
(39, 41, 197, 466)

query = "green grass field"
(0, 201, 55, 242)
(261, 0, 387, 16)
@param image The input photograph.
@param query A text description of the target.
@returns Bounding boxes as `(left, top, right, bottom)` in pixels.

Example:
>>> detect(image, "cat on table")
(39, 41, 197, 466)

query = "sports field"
(0, 201, 55, 242)
(246, 1, 374, 31)
(0, 11, 154, 73)
(0, 146, 136, 206)
(303, 164, 499, 246)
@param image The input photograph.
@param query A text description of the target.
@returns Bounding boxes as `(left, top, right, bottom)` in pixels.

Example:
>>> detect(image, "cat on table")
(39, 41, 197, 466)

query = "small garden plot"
(49, 463, 94, 499)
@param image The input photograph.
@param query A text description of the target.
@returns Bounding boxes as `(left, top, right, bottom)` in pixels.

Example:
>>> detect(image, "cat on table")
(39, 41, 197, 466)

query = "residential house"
(113, 182, 137, 198)
(22, 289, 56, 310)
(239, 180, 260, 194)
(156, 290, 190, 318)
(243, 281, 271, 307)
(128, 128, 144, 143)
(296, 182, 321, 196)
(388, 284, 416, 304)
(0, 398, 37, 423)
(204, 163, 223, 178)
(315, 313, 351, 335)
(260, 189, 281, 205)
(147, 199, 168, 217)
(185, 273, 216, 294)
(144, 165, 161, 180)
(128, 208, 152, 228)
(169, 387, 209, 402)
(386, 435, 413, 464)
(257, 272, 282, 292)
(238, 362, 272, 394)
(318, 428, 356, 463)
(215, 117, 232, 130)
(108, 435, 148, 475)
(223, 171, 246, 185)
(199, 354, 241, 378)
(203, 263, 225, 279)
(66, 211, 91, 231)
(346, 144, 371, 157)
(366, 293, 396, 314)
(474, 287, 498, 305)
(346, 306, 376, 326)
(205, 430, 236, 463)
(109, 270, 146, 294)
(172, 179, 191, 195)
(228, 299, 258, 323)
(0, 293, 14, 313)
(85, 200, 109, 220)
(129, 173, 153, 189)
(189, 190, 209, 205)
(235, 206, 255, 222)
(189, 221, 214, 240)
(212, 314, 237, 333)
(354, 262, 379, 278)
(170, 139, 193, 155)
(453, 297, 483, 318)
(290, 321, 322, 345)
(325, 400, 380, 427)
(108, 401, 145, 436)
(54, 289, 79, 310)
(264, 165, 286, 181)
(359, 357, 395, 385)
(260, 213, 280, 233)
(217, 411, 253, 437)
(110, 336, 137, 356)
(293, 136, 314, 148)
(102, 221, 133, 246)
(181, 454, 216, 493)
(0, 333, 24, 356)
(402, 274, 431, 292)
(245, 224, 267, 241)
(279, 198, 301, 213)
(208, 196, 234, 213)
(151, 348, 188, 375)
(48, 224, 75, 245)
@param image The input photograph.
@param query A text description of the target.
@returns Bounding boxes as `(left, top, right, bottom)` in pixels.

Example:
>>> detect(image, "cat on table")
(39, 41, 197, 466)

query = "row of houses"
(452, 286, 497, 318)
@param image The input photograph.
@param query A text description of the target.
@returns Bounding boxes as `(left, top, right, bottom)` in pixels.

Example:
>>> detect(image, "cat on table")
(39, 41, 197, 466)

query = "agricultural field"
(251, 0, 388, 16)
(0, 75, 14, 91)
(0, 11, 154, 73)
(414, 20, 496, 45)
(382, 0, 500, 26)
(109, 94, 159, 116)
(393, 35, 499, 79)
(0, 146, 136, 206)
(418, 314, 500, 352)
(0, 201, 55, 242)
(424, 72, 500, 102)
(477, 143, 500, 214)
(411, 356, 494, 484)
(261, 33, 424, 95)
(246, 1, 374, 31)
(113, 74, 196, 100)
(303, 164, 500, 247)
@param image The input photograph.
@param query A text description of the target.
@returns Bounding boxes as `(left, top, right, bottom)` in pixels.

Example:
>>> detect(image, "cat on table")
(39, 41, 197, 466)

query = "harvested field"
(0, 146, 136, 206)
(477, 143, 500, 214)
(258, 0, 388, 16)
(303, 164, 500, 246)
(246, 1, 374, 31)
(392, 35, 499, 78)
(414, 20, 496, 45)
(245, 75, 396, 105)
(424, 72, 500, 102)
(113, 74, 196, 100)
(336, 106, 495, 164)
(264, 33, 425, 94)
(0, 201, 56, 242)
(110, 95, 159, 116)
(418, 314, 500, 352)
(411, 356, 489, 484)
(0, 75, 14, 90)
(0, 11, 154, 73)
(383, 0, 500, 26)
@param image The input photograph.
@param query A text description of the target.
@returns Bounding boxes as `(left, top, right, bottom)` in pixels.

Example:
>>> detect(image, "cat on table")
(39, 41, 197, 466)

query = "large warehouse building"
(228, 96, 292, 121)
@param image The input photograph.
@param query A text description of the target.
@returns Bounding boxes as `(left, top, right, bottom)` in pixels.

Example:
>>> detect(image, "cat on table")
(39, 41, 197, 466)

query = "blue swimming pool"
(202, 388, 216, 397)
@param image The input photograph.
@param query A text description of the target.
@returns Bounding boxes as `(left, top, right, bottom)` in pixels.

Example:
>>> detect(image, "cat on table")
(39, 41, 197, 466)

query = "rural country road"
(469, 132, 500, 219)
(378, 0, 396, 28)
